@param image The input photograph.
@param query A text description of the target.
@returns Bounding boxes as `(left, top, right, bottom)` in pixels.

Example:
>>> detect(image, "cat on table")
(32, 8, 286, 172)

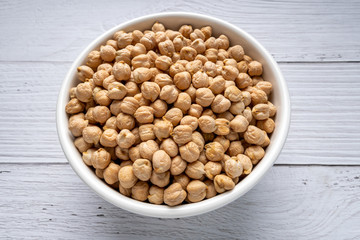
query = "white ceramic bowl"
(57, 12, 290, 218)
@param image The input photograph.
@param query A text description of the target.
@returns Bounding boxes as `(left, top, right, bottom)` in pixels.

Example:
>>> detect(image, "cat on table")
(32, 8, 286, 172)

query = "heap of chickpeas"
(65, 22, 276, 206)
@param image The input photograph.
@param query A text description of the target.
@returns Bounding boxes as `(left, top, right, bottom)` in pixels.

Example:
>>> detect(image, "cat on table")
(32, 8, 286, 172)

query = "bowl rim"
(56, 11, 291, 218)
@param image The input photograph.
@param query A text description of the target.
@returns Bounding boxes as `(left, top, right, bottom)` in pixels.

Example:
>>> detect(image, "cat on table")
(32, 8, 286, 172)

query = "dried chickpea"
(100, 45, 116, 62)
(174, 71, 191, 90)
(255, 81, 272, 95)
(228, 141, 244, 157)
(198, 115, 216, 133)
(91, 148, 111, 169)
(235, 73, 252, 89)
(203, 61, 217, 77)
(170, 156, 187, 176)
(236, 154, 252, 175)
(155, 55, 172, 71)
(224, 86, 242, 102)
(228, 45, 244, 61)
(94, 90, 111, 106)
(268, 101, 277, 117)
(179, 141, 200, 163)
(171, 125, 193, 145)
(150, 100, 168, 118)
(229, 101, 245, 115)
(139, 124, 155, 141)
(103, 116, 118, 131)
(195, 88, 215, 107)
(257, 118, 275, 134)
(190, 39, 206, 54)
(150, 171, 170, 188)
(139, 140, 159, 160)
(158, 39, 175, 57)
(86, 50, 102, 69)
(244, 125, 266, 145)
(133, 159, 152, 181)
(152, 150, 171, 173)
(154, 73, 172, 88)
(180, 46, 197, 61)
(160, 85, 179, 104)
(120, 97, 139, 115)
(222, 65, 239, 81)
(76, 82, 93, 102)
(164, 183, 187, 206)
(208, 76, 226, 94)
(188, 104, 203, 118)
(154, 120, 173, 140)
(163, 108, 183, 126)
(185, 161, 205, 179)
(107, 82, 127, 100)
(131, 54, 151, 69)
(204, 179, 217, 199)
(92, 106, 111, 124)
(174, 92, 191, 113)
(159, 138, 178, 158)
(68, 113, 88, 137)
(129, 145, 141, 162)
(124, 82, 140, 97)
(251, 88, 268, 105)
(186, 60, 203, 75)
(133, 67, 152, 84)
(148, 185, 164, 205)
(118, 165, 138, 188)
(74, 137, 92, 153)
(100, 129, 118, 147)
(77, 65, 94, 82)
(214, 174, 235, 193)
(192, 71, 209, 88)
(204, 161, 222, 180)
(131, 181, 149, 202)
(65, 98, 85, 114)
(134, 106, 154, 124)
(141, 82, 160, 102)
(205, 48, 218, 63)
(248, 61, 263, 76)
(116, 113, 135, 130)
(131, 43, 146, 58)
(116, 129, 136, 149)
(211, 94, 231, 113)
(242, 107, 253, 123)
(113, 62, 131, 81)
(82, 148, 96, 166)
(173, 174, 190, 190)
(252, 103, 270, 120)
(180, 116, 198, 131)
(216, 35, 230, 50)
(205, 142, 224, 161)
(245, 145, 265, 164)
(185, 84, 196, 102)
(96, 168, 104, 179)
(187, 180, 207, 203)
(237, 61, 248, 73)
(117, 32, 133, 49)
(214, 118, 230, 135)
(230, 115, 249, 133)
(103, 162, 120, 184)
(82, 126, 102, 144)
(116, 49, 131, 65)
(226, 130, 240, 141)
(217, 111, 234, 121)
(214, 135, 230, 152)
(169, 62, 186, 77)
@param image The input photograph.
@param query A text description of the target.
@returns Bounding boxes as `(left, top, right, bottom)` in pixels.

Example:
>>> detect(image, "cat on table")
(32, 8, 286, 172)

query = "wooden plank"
(0, 164, 359, 239)
(0, 62, 359, 164)
(0, 0, 360, 62)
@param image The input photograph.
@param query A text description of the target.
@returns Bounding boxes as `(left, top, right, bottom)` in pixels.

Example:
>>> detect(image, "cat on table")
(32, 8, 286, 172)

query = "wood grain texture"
(0, 164, 359, 239)
(1, 62, 359, 164)
(1, 0, 360, 62)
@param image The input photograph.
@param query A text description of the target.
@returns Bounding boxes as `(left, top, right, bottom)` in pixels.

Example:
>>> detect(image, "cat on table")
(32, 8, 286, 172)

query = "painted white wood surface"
(1, 0, 360, 239)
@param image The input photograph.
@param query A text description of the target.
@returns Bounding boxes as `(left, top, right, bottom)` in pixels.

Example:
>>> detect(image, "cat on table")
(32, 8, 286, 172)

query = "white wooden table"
(1, 0, 360, 239)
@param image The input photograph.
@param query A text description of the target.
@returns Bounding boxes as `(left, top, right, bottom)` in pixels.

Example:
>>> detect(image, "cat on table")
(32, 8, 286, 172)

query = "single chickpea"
(185, 84, 196, 102)
(106, 39, 118, 50)
(251, 88, 268, 105)
(202, 61, 216, 77)
(185, 60, 202, 75)
(236, 73, 253, 89)
(228, 141, 244, 157)
(105, 146, 117, 161)
(74, 137, 92, 153)
(173, 71, 191, 90)
(150, 99, 167, 118)
(148, 52, 159, 68)
(65, 98, 85, 114)
(188, 104, 203, 118)
(118, 165, 138, 188)
(68, 113, 88, 137)
(217, 111, 234, 121)
(216, 35, 230, 50)
(229, 101, 245, 115)
(179, 141, 200, 163)
(174, 92, 191, 114)
(190, 29, 205, 41)
(190, 39, 206, 54)
(214, 118, 230, 135)
(164, 183, 187, 206)
(214, 135, 230, 152)
(151, 21, 165, 32)
(173, 174, 190, 189)
(119, 97, 139, 115)
(86, 50, 102, 69)
(92, 106, 111, 124)
(248, 61, 263, 76)
(82, 148, 96, 166)
(244, 125, 266, 145)
(85, 107, 96, 124)
(132, 158, 152, 181)
(100, 45, 116, 62)
(245, 145, 265, 165)
(125, 81, 140, 97)
(131, 181, 149, 202)
(225, 80, 236, 88)
(96, 168, 104, 179)
(204, 161, 222, 180)
(204, 179, 217, 199)
(69, 87, 77, 99)
(198, 115, 216, 133)
(91, 148, 111, 169)
(76, 82, 93, 102)
(131, 43, 146, 58)
(159, 85, 179, 104)
(134, 106, 154, 124)
(165, 29, 181, 40)
(205, 142, 225, 161)
(172, 52, 181, 62)
(180, 46, 197, 61)
(132, 128, 142, 145)
(261, 134, 270, 148)
(195, 88, 215, 107)
(131, 54, 151, 69)
(205, 37, 218, 49)
(195, 54, 208, 65)
(170, 156, 187, 176)
(163, 108, 183, 126)
(256, 81, 272, 95)
(140, 82, 160, 102)
(169, 62, 186, 77)
(119, 185, 131, 197)
(115, 49, 131, 65)
(139, 140, 159, 160)
(150, 171, 170, 188)
(192, 71, 209, 88)
(77, 65, 94, 82)
(211, 95, 231, 113)
(171, 125, 193, 145)
(112, 62, 131, 81)
(200, 26, 212, 40)
(103, 162, 120, 184)
(214, 174, 235, 193)
(133, 67, 152, 84)
(179, 24, 193, 38)
(129, 145, 141, 162)
(132, 30, 144, 44)
(100, 129, 118, 147)
(158, 39, 175, 57)
(242, 107, 253, 123)
(230, 115, 249, 133)
(226, 130, 240, 141)
(185, 161, 205, 179)
(109, 100, 122, 116)
(191, 131, 205, 151)
(186, 180, 207, 203)
(155, 55, 172, 71)
(202, 109, 216, 119)
(94, 90, 111, 106)
(237, 61, 249, 73)
(237, 154, 253, 175)
(154, 120, 173, 140)
(252, 103, 270, 120)
(180, 116, 198, 131)
(224, 86, 242, 102)
(218, 49, 229, 61)
(198, 150, 208, 165)
(107, 82, 127, 100)
(103, 116, 118, 131)
(134, 93, 151, 107)
(224, 58, 237, 68)
(116, 113, 135, 130)
(227, 45, 244, 61)
(117, 32, 133, 49)
(268, 101, 277, 117)
(257, 118, 275, 134)
(205, 48, 218, 63)
(152, 150, 171, 173)
(208, 76, 226, 94)
(82, 126, 102, 144)
(115, 147, 130, 161)
(173, 35, 187, 52)
(116, 129, 136, 149)
(139, 124, 155, 141)
(155, 32, 167, 45)
(159, 138, 178, 157)
(148, 185, 164, 205)
(153, 74, 172, 88)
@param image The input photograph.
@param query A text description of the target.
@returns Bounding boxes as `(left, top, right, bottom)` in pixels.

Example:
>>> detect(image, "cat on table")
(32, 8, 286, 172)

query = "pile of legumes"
(65, 22, 276, 206)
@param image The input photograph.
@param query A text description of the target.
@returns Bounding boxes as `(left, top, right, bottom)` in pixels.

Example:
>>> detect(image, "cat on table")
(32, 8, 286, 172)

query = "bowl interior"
(57, 12, 290, 218)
